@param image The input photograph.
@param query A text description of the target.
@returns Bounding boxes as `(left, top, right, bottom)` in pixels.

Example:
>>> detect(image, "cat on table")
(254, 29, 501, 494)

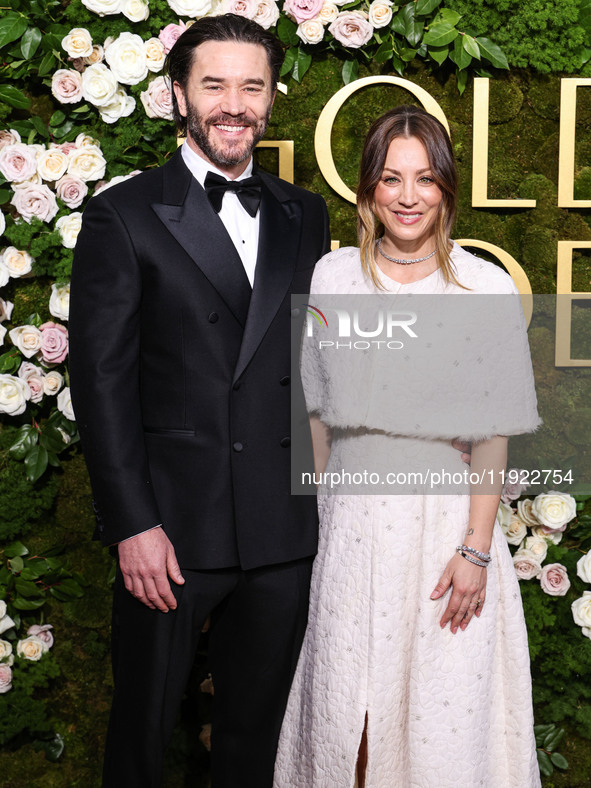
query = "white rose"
(75, 133, 99, 148)
(84, 44, 105, 65)
(49, 282, 70, 321)
(51, 68, 84, 104)
(94, 170, 141, 195)
(512, 549, 542, 581)
(62, 28, 93, 59)
(0, 374, 31, 415)
(0, 143, 38, 183)
(43, 369, 64, 396)
(318, 1, 338, 23)
(0, 298, 14, 322)
(167, 0, 214, 16)
(0, 640, 12, 661)
(99, 88, 136, 124)
(577, 552, 591, 584)
(532, 491, 577, 531)
(81, 63, 119, 107)
(104, 33, 148, 86)
(10, 184, 59, 223)
(496, 501, 513, 529)
(36, 148, 69, 182)
(531, 524, 563, 545)
(516, 497, 539, 527)
(0, 665, 12, 694)
(0, 210, 5, 237)
(11, 172, 42, 190)
(56, 213, 83, 249)
(297, 17, 325, 44)
(572, 591, 591, 629)
(0, 324, 5, 345)
(121, 0, 150, 21)
(368, 0, 393, 28)
(67, 145, 107, 182)
(0, 614, 15, 635)
(145, 38, 166, 72)
(16, 635, 48, 661)
(328, 11, 373, 48)
(0, 261, 8, 288)
(0, 129, 21, 149)
(523, 535, 548, 563)
(81, 0, 122, 14)
(0, 601, 7, 618)
(502, 513, 527, 546)
(9, 324, 42, 358)
(140, 77, 173, 120)
(253, 0, 280, 28)
(57, 386, 76, 420)
(2, 247, 33, 278)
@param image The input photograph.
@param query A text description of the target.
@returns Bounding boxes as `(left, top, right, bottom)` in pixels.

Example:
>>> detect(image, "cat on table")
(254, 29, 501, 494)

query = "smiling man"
(69, 14, 330, 788)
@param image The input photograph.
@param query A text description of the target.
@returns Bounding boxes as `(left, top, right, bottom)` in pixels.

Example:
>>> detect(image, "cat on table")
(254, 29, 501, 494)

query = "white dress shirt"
(181, 141, 260, 286)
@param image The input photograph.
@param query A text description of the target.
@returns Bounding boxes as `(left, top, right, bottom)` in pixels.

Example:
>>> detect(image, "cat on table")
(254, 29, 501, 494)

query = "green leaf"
(40, 425, 68, 454)
(12, 596, 45, 610)
(579, 0, 591, 33)
(0, 84, 30, 110)
(537, 749, 553, 777)
(462, 34, 480, 59)
(20, 27, 42, 59)
(0, 187, 11, 203)
(27, 312, 43, 328)
(0, 350, 21, 374)
(52, 577, 84, 598)
(550, 752, 568, 770)
(49, 110, 66, 127)
(9, 425, 39, 460)
(456, 67, 468, 95)
(279, 47, 296, 77)
(391, 9, 407, 36)
(3, 541, 29, 559)
(341, 59, 358, 85)
(374, 40, 393, 63)
(399, 45, 418, 62)
(428, 45, 449, 65)
(450, 35, 472, 69)
(433, 8, 461, 26)
(422, 23, 458, 47)
(415, 0, 441, 15)
(0, 14, 28, 49)
(276, 16, 299, 46)
(38, 50, 56, 76)
(292, 48, 312, 83)
(34, 733, 64, 763)
(399, 3, 423, 47)
(476, 36, 508, 69)
(41, 32, 63, 52)
(15, 577, 44, 597)
(8, 556, 24, 574)
(543, 727, 565, 752)
(390, 51, 405, 75)
(25, 445, 49, 483)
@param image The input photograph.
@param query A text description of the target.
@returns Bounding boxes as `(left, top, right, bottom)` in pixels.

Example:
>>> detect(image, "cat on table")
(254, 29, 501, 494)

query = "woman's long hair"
(357, 105, 461, 289)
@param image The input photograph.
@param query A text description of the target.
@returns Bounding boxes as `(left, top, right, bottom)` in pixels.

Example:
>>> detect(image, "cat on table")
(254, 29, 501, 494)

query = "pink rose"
(284, 0, 323, 23)
(500, 469, 529, 504)
(51, 69, 84, 104)
(18, 361, 45, 404)
(512, 550, 542, 581)
(329, 11, 373, 48)
(0, 664, 12, 694)
(0, 143, 38, 183)
(224, 0, 258, 19)
(55, 174, 88, 208)
(140, 77, 174, 120)
(40, 322, 69, 365)
(158, 22, 187, 55)
(0, 129, 21, 150)
(539, 563, 571, 597)
(27, 624, 54, 648)
(57, 142, 78, 156)
(10, 184, 59, 223)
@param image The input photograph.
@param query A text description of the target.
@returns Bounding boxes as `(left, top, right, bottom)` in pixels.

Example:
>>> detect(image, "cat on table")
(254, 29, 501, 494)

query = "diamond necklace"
(377, 238, 437, 265)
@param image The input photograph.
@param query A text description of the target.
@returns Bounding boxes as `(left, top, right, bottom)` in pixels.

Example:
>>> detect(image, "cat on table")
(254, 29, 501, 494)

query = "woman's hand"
(430, 552, 487, 634)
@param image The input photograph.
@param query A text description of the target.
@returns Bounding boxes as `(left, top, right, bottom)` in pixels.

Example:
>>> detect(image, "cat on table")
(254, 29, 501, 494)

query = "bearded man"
(69, 14, 330, 787)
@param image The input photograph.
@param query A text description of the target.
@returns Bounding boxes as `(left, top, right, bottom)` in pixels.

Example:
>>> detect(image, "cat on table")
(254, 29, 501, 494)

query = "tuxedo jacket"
(69, 149, 331, 570)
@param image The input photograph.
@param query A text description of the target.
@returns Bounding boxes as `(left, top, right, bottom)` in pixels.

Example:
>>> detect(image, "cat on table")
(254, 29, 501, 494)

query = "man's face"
(173, 40, 276, 178)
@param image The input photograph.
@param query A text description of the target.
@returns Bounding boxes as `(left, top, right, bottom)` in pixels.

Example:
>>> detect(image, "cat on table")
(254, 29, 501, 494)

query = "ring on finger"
(475, 598, 483, 608)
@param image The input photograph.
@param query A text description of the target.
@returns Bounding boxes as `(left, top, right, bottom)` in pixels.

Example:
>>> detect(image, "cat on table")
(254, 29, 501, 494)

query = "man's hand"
(452, 438, 472, 466)
(118, 527, 185, 612)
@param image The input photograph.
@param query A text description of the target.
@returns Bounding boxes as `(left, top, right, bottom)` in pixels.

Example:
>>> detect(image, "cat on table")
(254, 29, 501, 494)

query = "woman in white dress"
(274, 106, 542, 788)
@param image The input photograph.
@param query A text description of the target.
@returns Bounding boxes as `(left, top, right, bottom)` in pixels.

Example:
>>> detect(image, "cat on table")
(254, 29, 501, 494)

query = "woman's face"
(373, 135, 443, 252)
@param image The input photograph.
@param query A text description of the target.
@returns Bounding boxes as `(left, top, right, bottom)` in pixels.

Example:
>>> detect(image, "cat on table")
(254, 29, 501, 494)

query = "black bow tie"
(204, 172, 262, 218)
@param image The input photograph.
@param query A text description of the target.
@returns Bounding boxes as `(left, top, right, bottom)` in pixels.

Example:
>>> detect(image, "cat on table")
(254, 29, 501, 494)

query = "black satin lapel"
(233, 184, 302, 382)
(152, 175, 251, 327)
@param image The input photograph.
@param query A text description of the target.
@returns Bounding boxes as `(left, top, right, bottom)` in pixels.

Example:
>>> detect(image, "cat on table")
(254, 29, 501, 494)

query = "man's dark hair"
(165, 14, 285, 134)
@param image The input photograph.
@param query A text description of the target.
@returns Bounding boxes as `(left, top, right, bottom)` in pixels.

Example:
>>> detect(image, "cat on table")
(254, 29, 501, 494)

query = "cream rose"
(75, 133, 99, 148)
(17, 635, 48, 661)
(253, 0, 280, 28)
(62, 28, 93, 59)
(121, 0, 150, 21)
(145, 38, 166, 72)
(531, 524, 563, 545)
(0, 298, 14, 322)
(0, 143, 38, 183)
(140, 77, 174, 120)
(0, 665, 12, 694)
(10, 184, 59, 223)
(49, 282, 70, 321)
(104, 32, 148, 86)
(502, 513, 527, 546)
(57, 386, 75, 420)
(2, 247, 33, 278)
(51, 69, 84, 104)
(84, 44, 105, 65)
(539, 563, 570, 596)
(577, 552, 591, 584)
(0, 129, 20, 149)
(523, 535, 548, 563)
(572, 591, 591, 630)
(43, 370, 64, 396)
(297, 18, 325, 44)
(81, 63, 119, 107)
(9, 324, 42, 358)
(0, 374, 31, 415)
(512, 549, 542, 581)
(56, 213, 83, 249)
(0, 640, 12, 661)
(81, 0, 122, 14)
(318, 2, 338, 24)
(55, 174, 88, 209)
(27, 624, 54, 648)
(167, 0, 214, 16)
(532, 491, 577, 532)
(99, 88, 136, 124)
(67, 145, 107, 182)
(329, 11, 373, 48)
(368, 0, 393, 28)
(516, 497, 539, 527)
(36, 148, 69, 183)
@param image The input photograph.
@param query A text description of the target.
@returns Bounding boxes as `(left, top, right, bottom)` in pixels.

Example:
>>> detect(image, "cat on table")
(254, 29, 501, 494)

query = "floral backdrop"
(0, 0, 591, 784)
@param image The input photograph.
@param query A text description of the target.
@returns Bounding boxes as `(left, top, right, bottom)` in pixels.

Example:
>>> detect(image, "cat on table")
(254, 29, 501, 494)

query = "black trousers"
(102, 556, 314, 788)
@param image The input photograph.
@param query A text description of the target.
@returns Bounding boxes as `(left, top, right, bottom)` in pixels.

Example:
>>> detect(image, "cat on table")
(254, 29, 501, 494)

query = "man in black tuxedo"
(69, 14, 330, 787)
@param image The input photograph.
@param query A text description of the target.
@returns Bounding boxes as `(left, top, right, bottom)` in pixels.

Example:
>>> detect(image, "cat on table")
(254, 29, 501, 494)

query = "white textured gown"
(274, 245, 542, 788)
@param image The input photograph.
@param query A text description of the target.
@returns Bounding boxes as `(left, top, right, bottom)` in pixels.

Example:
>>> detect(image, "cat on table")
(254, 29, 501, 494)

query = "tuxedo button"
(233, 442, 243, 452)
(208, 312, 219, 323)
(280, 437, 291, 448)
(291, 308, 300, 318)
(280, 376, 290, 386)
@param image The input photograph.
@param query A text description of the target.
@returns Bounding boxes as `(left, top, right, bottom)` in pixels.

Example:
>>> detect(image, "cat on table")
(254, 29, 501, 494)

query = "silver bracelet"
(456, 544, 491, 563)
(457, 550, 488, 568)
